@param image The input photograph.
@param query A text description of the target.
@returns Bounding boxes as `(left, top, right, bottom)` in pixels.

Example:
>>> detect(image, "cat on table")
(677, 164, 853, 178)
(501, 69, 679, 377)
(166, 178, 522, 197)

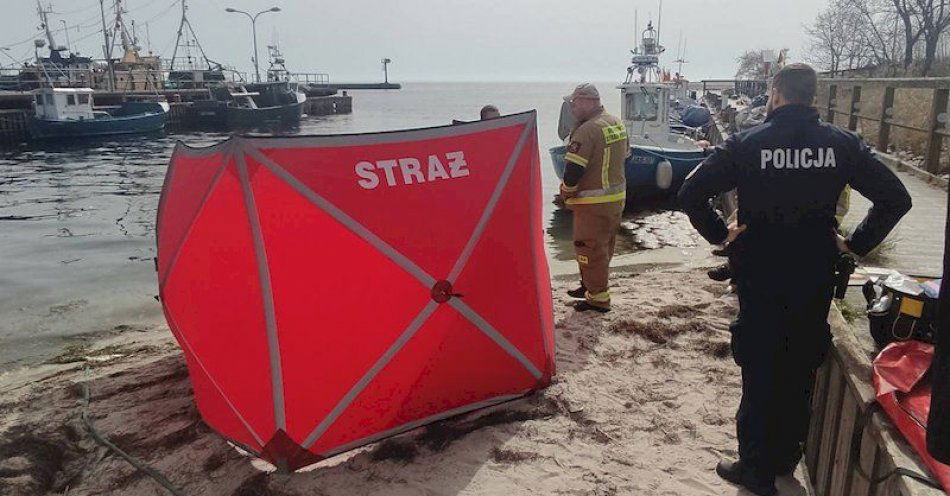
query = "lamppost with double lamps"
(225, 6, 281, 83)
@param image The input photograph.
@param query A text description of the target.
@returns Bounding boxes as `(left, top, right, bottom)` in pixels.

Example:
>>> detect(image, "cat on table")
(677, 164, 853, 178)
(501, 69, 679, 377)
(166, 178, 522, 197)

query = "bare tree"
(913, 0, 950, 74)
(736, 50, 765, 78)
(841, 5, 875, 69)
(806, 6, 848, 72)
(892, 0, 926, 68)
(807, 0, 897, 73)
(846, 0, 900, 67)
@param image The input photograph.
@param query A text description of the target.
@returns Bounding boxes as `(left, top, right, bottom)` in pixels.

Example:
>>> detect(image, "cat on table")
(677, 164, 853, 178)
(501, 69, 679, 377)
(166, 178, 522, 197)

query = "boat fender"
(656, 160, 673, 190)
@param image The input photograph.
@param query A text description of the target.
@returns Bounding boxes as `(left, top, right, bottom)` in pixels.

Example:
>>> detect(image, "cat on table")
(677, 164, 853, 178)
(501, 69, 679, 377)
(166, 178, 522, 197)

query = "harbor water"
(0, 82, 691, 371)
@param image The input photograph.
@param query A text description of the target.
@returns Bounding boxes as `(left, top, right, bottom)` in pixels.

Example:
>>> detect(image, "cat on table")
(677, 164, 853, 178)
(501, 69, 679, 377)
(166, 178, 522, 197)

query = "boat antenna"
(634, 9, 638, 50)
(676, 30, 681, 60)
(674, 31, 688, 75)
(656, 0, 662, 48)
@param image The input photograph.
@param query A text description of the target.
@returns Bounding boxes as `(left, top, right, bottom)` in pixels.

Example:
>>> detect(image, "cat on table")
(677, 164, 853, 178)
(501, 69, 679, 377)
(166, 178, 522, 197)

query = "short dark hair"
(772, 63, 817, 105)
(480, 105, 500, 120)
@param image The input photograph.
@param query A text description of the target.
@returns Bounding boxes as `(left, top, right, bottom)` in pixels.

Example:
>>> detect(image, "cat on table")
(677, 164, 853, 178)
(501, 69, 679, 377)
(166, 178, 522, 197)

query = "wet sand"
(0, 268, 812, 496)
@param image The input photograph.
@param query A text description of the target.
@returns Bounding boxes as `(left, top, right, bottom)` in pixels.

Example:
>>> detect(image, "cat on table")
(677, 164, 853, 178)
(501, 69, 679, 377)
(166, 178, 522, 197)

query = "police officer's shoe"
(572, 301, 610, 313)
(715, 459, 777, 496)
(707, 263, 732, 282)
(567, 284, 587, 299)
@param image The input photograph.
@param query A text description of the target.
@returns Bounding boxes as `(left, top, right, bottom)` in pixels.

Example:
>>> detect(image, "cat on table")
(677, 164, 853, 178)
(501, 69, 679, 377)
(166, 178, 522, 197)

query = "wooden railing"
(820, 78, 950, 174)
(699, 79, 769, 99)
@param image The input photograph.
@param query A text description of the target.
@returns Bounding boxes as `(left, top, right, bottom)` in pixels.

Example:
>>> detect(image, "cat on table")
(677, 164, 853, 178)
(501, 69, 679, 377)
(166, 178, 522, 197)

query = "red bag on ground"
(873, 340, 950, 491)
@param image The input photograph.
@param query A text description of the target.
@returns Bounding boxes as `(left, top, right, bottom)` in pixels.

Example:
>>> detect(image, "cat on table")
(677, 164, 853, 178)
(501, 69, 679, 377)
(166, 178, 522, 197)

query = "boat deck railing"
(286, 72, 331, 85)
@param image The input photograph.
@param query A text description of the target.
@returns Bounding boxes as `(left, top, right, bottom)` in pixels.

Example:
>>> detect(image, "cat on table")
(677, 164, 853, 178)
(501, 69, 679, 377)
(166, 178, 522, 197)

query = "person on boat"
(480, 105, 500, 120)
(559, 83, 629, 313)
(678, 63, 912, 496)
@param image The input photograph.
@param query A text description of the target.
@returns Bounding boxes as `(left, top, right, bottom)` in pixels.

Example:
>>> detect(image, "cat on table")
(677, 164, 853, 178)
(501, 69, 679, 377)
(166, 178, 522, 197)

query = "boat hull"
(27, 107, 167, 140)
(550, 145, 705, 202)
(190, 100, 304, 128)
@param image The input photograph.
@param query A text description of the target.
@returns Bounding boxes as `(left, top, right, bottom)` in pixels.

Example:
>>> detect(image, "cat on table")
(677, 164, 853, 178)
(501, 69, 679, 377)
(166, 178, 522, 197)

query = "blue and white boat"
(27, 87, 168, 140)
(551, 22, 705, 202)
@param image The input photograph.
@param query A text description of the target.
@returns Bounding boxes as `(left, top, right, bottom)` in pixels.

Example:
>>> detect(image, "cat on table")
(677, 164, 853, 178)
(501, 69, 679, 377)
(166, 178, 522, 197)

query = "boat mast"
(34, 40, 54, 87)
(36, 1, 62, 53)
(100, 0, 115, 90)
(170, 0, 215, 71)
(116, 0, 129, 53)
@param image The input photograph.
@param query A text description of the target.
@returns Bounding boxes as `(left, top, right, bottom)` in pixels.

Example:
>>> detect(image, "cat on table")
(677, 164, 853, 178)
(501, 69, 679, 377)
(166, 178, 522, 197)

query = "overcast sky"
(1, 0, 828, 82)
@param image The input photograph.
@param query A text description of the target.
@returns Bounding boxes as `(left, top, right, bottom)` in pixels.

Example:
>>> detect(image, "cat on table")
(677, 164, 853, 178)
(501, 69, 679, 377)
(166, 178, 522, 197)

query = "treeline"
(806, 0, 950, 76)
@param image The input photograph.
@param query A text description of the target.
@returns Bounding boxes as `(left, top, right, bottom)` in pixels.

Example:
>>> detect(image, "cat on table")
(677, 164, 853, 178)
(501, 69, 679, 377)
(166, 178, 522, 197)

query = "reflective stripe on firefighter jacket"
(563, 108, 628, 205)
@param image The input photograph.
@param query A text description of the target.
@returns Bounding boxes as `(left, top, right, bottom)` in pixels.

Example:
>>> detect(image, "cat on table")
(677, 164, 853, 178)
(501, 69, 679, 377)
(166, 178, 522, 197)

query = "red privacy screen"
(156, 111, 554, 471)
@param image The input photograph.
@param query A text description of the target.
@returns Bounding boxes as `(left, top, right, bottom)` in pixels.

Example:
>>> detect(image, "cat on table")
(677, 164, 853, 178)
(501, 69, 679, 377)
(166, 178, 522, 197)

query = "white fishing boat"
(552, 21, 706, 201)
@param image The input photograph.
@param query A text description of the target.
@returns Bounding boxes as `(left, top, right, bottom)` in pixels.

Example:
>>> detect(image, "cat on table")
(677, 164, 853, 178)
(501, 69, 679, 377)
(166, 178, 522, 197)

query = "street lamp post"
(225, 6, 280, 83)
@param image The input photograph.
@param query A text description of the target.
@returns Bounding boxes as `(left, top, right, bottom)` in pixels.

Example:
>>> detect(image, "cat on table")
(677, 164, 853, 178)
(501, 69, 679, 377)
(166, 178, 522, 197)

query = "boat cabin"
(619, 82, 671, 138)
(33, 88, 95, 121)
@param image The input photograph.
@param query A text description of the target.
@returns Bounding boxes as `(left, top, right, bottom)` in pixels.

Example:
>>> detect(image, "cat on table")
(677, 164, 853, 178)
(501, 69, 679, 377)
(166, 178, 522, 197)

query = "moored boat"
(551, 21, 706, 203)
(27, 87, 168, 140)
(190, 81, 305, 128)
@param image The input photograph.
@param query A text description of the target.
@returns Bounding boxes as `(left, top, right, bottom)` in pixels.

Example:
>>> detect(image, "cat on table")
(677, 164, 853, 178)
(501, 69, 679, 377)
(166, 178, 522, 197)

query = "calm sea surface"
(0, 82, 632, 370)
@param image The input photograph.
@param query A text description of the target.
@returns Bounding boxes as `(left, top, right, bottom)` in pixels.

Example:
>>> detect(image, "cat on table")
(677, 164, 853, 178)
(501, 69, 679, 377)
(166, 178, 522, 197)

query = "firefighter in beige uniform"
(559, 83, 628, 312)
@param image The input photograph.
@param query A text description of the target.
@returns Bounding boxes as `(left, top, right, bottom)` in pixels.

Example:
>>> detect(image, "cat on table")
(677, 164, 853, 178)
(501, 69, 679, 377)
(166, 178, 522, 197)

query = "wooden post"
(829, 391, 860, 495)
(877, 86, 895, 152)
(827, 84, 838, 124)
(816, 362, 846, 494)
(806, 360, 832, 477)
(848, 85, 862, 131)
(924, 88, 949, 174)
(849, 426, 881, 496)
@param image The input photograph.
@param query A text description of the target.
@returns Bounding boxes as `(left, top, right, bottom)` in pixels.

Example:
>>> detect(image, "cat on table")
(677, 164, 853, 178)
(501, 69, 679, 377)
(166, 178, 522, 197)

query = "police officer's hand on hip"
(677, 63, 912, 496)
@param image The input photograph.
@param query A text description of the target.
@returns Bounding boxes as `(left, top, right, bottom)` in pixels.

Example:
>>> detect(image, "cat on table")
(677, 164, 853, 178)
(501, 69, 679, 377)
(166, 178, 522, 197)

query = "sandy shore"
(0, 268, 813, 496)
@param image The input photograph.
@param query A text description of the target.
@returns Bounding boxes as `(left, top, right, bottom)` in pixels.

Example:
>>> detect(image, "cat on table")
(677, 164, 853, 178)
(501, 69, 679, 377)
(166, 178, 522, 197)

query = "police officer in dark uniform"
(678, 63, 912, 496)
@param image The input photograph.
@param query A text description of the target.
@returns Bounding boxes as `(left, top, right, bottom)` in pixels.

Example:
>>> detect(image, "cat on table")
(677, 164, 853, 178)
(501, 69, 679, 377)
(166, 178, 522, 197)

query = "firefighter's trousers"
(572, 200, 624, 309)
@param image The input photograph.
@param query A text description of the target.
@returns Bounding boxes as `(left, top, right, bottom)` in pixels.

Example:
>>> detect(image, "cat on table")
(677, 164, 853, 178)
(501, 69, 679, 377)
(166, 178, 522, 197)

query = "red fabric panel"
(245, 159, 432, 443)
(528, 141, 556, 374)
(159, 114, 554, 467)
(256, 125, 522, 279)
(157, 149, 225, 285)
(162, 161, 277, 441)
(453, 131, 553, 378)
(177, 338, 263, 450)
(874, 341, 950, 491)
(310, 304, 538, 455)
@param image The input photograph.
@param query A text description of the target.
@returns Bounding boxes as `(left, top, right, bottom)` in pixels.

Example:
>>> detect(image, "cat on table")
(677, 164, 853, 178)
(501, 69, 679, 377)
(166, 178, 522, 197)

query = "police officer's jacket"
(678, 104, 912, 268)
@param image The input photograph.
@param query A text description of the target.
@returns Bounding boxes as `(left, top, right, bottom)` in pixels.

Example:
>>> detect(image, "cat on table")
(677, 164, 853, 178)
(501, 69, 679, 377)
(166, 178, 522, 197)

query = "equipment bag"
(864, 275, 939, 349)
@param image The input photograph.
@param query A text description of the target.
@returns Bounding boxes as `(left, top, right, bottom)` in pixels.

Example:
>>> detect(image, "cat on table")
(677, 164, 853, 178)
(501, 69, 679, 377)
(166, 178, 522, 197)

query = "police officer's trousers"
(572, 201, 624, 309)
(730, 273, 835, 479)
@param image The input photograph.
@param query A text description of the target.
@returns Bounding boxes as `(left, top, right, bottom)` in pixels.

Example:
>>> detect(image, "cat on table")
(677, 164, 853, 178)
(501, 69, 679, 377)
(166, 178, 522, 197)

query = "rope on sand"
(81, 367, 187, 496)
